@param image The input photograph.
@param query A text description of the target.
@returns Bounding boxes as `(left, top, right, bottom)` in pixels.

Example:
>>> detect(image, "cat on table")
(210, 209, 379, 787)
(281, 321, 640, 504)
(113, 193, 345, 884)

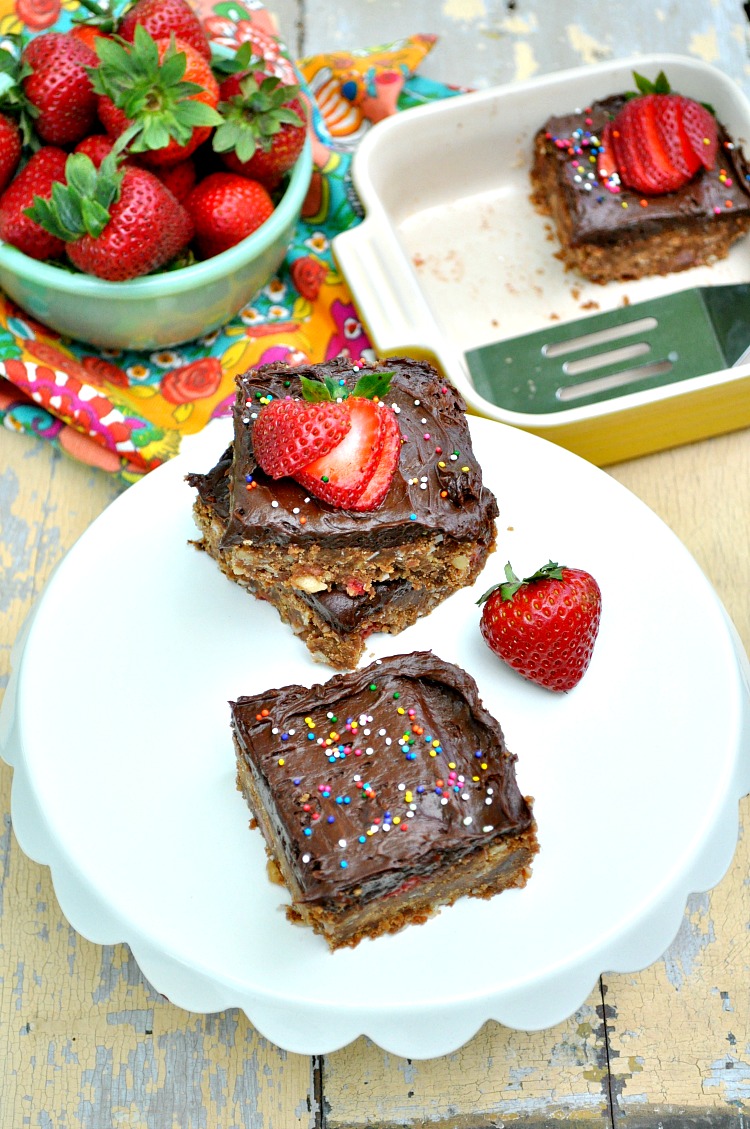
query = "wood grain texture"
(2, 2, 750, 1124)
(603, 431, 750, 1127)
(0, 433, 315, 1128)
(296, 0, 750, 96)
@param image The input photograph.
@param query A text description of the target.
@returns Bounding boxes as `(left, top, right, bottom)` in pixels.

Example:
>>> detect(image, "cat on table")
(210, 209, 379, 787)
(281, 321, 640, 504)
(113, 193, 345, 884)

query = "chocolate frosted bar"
(188, 357, 498, 668)
(230, 651, 539, 949)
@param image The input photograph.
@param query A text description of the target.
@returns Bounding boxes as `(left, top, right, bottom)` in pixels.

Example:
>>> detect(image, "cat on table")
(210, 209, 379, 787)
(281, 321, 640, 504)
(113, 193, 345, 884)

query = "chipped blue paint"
(92, 944, 164, 1006)
(721, 990, 735, 1013)
(105, 1009, 155, 1034)
(0, 807, 12, 916)
(0, 468, 35, 613)
(13, 958, 24, 1010)
(705, 1054, 750, 1104)
(662, 892, 715, 989)
(507, 1064, 535, 1089)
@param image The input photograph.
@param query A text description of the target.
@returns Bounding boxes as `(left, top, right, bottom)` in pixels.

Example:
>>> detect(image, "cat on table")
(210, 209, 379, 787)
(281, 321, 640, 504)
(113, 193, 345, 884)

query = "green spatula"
(465, 283, 750, 415)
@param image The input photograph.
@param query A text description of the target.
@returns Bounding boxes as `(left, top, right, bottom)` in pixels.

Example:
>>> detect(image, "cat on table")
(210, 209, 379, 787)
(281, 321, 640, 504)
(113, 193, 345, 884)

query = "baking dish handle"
(333, 218, 441, 356)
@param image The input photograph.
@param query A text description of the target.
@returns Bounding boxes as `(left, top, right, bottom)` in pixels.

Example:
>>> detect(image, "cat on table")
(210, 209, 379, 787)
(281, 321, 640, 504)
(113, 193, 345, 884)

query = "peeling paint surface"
(441, 0, 486, 23)
(565, 24, 612, 65)
(689, 24, 721, 62)
(3, 2, 750, 1125)
(513, 41, 539, 83)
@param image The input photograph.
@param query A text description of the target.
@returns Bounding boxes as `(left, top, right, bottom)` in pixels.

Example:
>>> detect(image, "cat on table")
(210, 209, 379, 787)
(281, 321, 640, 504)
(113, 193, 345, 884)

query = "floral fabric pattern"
(0, 0, 454, 483)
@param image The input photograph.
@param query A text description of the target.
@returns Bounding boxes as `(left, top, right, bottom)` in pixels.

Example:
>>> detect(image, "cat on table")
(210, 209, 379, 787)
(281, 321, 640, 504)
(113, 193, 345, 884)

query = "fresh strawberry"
(349, 403, 401, 512)
(153, 156, 196, 201)
(602, 72, 718, 196)
(0, 146, 68, 260)
(69, 168, 192, 278)
(21, 31, 99, 146)
(25, 150, 193, 279)
(69, 23, 111, 52)
(0, 111, 22, 194)
(253, 397, 351, 478)
(478, 561, 602, 692)
(92, 26, 221, 167)
(214, 62, 307, 189)
(253, 368, 400, 510)
(118, 0, 212, 63)
(74, 133, 124, 167)
(184, 171, 273, 257)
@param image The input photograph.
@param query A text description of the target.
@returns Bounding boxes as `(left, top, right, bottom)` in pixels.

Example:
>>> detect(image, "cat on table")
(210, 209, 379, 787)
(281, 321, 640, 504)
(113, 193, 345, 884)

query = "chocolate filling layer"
(230, 651, 536, 909)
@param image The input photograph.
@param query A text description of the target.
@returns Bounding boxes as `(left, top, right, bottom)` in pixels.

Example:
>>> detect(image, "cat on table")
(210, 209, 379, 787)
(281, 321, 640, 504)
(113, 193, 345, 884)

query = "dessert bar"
(188, 356, 499, 668)
(230, 651, 539, 949)
(530, 93, 750, 283)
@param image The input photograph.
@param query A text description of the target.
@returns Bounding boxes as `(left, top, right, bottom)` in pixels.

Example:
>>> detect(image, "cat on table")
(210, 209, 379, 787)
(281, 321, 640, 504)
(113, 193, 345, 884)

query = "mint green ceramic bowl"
(0, 136, 312, 350)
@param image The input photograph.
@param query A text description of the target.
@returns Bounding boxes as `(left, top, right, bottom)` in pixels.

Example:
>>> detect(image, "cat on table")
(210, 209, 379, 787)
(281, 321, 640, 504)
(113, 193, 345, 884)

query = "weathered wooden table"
(2, 3, 749, 1124)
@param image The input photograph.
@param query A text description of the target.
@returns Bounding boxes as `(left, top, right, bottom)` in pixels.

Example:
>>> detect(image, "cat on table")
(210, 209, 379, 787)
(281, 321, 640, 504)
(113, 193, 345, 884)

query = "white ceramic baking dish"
(334, 53, 750, 465)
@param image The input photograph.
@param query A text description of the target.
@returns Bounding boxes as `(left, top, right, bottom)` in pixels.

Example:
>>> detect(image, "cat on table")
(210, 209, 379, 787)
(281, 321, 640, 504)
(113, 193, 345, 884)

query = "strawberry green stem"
(477, 561, 565, 605)
(90, 25, 222, 153)
(25, 149, 122, 242)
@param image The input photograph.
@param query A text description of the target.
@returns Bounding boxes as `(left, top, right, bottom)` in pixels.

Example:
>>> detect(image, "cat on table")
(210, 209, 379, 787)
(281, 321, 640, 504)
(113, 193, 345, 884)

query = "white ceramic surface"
(1, 416, 749, 1058)
(333, 54, 750, 438)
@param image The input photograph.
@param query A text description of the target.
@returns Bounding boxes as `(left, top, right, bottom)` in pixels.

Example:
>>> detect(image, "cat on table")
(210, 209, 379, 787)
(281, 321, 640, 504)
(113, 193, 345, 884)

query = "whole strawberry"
(597, 71, 718, 196)
(252, 368, 401, 511)
(153, 156, 196, 202)
(478, 561, 602, 692)
(26, 150, 193, 280)
(118, 0, 212, 63)
(184, 171, 273, 257)
(92, 26, 221, 167)
(214, 64, 307, 190)
(73, 133, 136, 167)
(21, 31, 99, 146)
(67, 166, 193, 279)
(69, 24, 111, 53)
(0, 111, 22, 194)
(0, 146, 68, 260)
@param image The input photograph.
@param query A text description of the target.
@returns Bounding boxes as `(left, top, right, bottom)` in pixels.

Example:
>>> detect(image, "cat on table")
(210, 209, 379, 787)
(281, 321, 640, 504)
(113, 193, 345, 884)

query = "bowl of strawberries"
(0, 0, 312, 350)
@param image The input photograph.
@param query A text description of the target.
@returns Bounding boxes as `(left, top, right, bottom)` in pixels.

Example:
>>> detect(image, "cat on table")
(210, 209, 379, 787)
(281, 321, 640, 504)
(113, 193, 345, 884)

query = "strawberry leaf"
(628, 70, 672, 99)
(350, 369, 393, 400)
(72, 0, 117, 32)
(299, 369, 394, 403)
(477, 560, 565, 605)
(0, 36, 38, 148)
(24, 151, 122, 242)
(300, 376, 334, 401)
(210, 40, 261, 78)
(214, 73, 303, 160)
(91, 26, 222, 154)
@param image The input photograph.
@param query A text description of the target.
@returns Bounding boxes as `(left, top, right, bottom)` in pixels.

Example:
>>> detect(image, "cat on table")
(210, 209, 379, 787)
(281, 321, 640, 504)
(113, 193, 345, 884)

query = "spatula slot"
(464, 283, 744, 415)
(543, 316, 659, 358)
(556, 358, 675, 402)
(563, 341, 652, 375)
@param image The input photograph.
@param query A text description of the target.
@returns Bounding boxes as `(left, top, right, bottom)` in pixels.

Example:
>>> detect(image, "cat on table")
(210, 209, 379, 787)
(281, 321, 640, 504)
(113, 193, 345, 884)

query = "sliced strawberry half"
(294, 397, 385, 507)
(678, 96, 717, 170)
(253, 398, 351, 479)
(652, 95, 696, 178)
(613, 94, 689, 194)
(349, 405, 401, 512)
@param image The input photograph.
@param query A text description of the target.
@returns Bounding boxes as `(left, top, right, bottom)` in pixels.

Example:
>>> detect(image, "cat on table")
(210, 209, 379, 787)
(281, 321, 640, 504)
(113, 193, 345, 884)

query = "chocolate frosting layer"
(297, 579, 422, 634)
(190, 356, 498, 550)
(188, 444, 232, 520)
(538, 94, 750, 246)
(230, 651, 535, 907)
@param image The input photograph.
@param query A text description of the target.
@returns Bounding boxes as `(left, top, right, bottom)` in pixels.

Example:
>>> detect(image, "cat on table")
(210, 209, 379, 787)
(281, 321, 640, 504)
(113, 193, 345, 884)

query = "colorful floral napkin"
(0, 0, 456, 483)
